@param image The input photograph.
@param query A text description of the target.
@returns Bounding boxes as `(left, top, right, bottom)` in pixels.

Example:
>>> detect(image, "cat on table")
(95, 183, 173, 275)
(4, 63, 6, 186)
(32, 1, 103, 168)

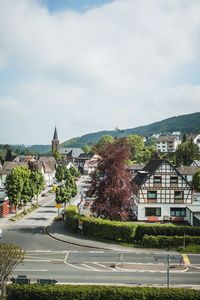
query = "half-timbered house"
(132, 159, 193, 222)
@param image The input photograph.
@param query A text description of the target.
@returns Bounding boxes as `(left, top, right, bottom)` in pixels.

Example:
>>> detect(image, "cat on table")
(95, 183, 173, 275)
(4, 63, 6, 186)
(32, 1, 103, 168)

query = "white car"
(0, 229, 2, 238)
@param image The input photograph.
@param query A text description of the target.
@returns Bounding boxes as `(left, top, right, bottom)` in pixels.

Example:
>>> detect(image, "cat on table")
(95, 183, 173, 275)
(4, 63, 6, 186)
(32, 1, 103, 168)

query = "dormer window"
(154, 176, 161, 183)
(171, 176, 178, 184)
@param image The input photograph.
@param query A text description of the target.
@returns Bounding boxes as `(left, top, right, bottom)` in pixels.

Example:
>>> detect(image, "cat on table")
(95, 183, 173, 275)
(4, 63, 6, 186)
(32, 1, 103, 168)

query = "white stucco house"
(156, 135, 181, 153)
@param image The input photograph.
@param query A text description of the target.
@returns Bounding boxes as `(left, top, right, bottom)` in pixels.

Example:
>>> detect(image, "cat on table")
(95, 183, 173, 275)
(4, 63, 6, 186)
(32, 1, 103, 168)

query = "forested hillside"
(61, 112, 200, 148)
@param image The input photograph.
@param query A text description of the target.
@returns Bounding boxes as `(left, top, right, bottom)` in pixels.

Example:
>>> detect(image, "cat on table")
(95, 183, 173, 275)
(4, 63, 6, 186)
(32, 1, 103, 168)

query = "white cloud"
(0, 0, 200, 144)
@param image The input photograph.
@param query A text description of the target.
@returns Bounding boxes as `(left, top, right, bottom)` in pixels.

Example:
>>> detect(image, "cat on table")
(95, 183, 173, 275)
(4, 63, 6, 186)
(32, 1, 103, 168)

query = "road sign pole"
(167, 255, 170, 288)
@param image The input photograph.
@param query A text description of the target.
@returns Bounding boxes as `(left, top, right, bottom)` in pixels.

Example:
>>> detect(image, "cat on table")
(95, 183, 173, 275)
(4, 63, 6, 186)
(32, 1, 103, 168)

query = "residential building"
(191, 160, 200, 167)
(126, 164, 146, 178)
(176, 165, 200, 182)
(84, 154, 100, 175)
(59, 148, 84, 162)
(156, 135, 180, 153)
(186, 134, 200, 150)
(132, 159, 193, 222)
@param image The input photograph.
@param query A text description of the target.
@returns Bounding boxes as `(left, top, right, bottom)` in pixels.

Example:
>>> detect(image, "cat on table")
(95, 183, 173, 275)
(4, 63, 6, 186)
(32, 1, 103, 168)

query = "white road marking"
(15, 269, 48, 272)
(94, 262, 117, 272)
(81, 264, 99, 271)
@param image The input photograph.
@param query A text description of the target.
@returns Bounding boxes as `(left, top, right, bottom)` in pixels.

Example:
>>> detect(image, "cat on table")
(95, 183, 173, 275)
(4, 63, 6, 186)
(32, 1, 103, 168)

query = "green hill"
(61, 112, 200, 148)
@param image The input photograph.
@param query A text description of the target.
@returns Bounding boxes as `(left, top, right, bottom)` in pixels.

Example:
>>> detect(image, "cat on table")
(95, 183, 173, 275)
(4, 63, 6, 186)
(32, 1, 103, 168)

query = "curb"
(45, 223, 110, 250)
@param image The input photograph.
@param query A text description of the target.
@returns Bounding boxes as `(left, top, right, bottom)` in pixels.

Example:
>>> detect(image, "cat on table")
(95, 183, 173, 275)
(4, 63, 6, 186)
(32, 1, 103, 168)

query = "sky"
(0, 0, 200, 145)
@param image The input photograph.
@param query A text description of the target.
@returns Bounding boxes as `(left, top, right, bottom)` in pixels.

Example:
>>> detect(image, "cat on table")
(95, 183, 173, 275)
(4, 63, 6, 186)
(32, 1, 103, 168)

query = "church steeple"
(52, 126, 59, 153)
(53, 126, 58, 141)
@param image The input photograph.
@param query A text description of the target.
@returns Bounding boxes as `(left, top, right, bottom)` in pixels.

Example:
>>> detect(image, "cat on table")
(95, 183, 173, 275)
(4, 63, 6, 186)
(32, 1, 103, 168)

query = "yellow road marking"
(182, 254, 190, 264)
(64, 251, 69, 263)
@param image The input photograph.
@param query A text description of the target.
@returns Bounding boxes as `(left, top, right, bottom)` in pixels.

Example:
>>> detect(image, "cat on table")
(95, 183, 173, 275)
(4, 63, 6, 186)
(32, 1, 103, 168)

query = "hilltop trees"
(88, 138, 132, 221)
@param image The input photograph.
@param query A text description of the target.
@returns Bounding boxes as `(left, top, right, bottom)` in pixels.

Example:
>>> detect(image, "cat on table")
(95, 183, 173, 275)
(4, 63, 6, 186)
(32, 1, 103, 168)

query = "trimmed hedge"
(142, 235, 200, 248)
(7, 284, 200, 300)
(135, 224, 200, 243)
(65, 206, 137, 242)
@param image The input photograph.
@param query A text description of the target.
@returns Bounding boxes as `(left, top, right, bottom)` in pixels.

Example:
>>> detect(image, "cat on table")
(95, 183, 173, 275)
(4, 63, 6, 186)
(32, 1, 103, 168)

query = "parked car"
(0, 229, 2, 238)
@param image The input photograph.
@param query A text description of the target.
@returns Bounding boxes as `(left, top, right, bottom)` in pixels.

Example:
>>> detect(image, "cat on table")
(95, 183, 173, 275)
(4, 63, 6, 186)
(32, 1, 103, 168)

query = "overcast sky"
(0, 0, 200, 145)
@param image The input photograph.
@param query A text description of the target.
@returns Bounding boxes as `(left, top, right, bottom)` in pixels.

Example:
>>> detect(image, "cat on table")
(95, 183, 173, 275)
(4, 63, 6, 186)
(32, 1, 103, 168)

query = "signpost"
(78, 219, 83, 230)
(55, 203, 61, 218)
(154, 255, 183, 288)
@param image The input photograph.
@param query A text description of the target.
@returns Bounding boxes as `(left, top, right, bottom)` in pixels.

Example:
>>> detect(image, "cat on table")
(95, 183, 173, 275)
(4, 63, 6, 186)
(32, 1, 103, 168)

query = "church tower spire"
(52, 126, 59, 153)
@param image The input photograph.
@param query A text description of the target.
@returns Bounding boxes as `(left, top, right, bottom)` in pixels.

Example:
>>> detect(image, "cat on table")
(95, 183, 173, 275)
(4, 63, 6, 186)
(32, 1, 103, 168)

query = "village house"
(191, 160, 200, 167)
(186, 134, 200, 150)
(155, 135, 181, 153)
(132, 159, 193, 222)
(83, 154, 100, 175)
(176, 165, 200, 182)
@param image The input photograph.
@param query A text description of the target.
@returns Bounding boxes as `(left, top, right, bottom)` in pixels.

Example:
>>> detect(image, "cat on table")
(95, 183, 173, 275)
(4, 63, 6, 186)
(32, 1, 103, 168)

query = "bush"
(142, 235, 200, 248)
(7, 284, 200, 300)
(142, 235, 159, 248)
(135, 224, 200, 243)
(65, 206, 137, 243)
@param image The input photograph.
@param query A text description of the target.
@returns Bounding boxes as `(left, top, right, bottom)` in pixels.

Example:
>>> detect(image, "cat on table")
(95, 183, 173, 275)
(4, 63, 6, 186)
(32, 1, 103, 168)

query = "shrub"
(142, 235, 200, 248)
(7, 284, 200, 300)
(142, 235, 159, 248)
(65, 206, 137, 243)
(135, 224, 200, 243)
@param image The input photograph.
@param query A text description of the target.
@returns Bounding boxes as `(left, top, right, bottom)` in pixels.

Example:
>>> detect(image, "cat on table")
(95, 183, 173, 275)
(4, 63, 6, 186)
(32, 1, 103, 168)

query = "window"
(154, 176, 161, 183)
(145, 207, 161, 217)
(171, 176, 178, 183)
(148, 191, 157, 199)
(170, 208, 186, 217)
(174, 191, 183, 200)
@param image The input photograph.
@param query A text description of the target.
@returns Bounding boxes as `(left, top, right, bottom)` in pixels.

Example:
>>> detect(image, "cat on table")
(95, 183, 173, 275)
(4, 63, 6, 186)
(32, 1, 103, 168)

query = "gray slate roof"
(59, 148, 84, 158)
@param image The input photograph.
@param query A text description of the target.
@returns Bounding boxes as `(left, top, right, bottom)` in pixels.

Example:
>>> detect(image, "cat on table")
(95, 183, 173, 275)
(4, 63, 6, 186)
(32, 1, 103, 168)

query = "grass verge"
(10, 204, 39, 221)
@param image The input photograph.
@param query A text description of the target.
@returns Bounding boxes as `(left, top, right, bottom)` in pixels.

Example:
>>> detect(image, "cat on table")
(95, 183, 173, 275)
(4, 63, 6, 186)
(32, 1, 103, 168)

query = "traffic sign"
(55, 204, 61, 208)
(37, 279, 57, 285)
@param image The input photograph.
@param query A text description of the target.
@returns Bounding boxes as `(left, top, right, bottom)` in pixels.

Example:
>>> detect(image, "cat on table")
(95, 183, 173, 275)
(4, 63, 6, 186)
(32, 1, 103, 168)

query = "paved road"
(1, 178, 200, 287)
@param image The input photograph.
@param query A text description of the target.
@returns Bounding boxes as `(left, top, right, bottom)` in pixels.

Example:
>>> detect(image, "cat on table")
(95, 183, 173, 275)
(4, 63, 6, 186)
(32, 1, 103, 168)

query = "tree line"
(5, 162, 45, 211)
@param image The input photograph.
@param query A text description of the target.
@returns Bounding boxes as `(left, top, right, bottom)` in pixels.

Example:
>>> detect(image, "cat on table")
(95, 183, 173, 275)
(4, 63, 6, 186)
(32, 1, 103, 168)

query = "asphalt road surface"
(1, 185, 200, 288)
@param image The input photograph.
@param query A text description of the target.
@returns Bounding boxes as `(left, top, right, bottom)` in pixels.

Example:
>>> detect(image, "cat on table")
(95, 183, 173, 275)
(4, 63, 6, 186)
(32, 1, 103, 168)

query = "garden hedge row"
(65, 206, 136, 242)
(135, 224, 200, 243)
(7, 284, 200, 300)
(142, 234, 200, 248)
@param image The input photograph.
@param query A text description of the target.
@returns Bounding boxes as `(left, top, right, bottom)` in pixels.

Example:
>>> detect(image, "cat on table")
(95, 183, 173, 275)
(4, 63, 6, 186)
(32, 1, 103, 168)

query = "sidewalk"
(46, 219, 179, 254)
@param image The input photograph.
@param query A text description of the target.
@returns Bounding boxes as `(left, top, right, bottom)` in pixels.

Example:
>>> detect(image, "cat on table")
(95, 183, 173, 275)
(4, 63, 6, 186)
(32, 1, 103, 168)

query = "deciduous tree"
(0, 243, 25, 299)
(97, 135, 115, 151)
(126, 135, 144, 160)
(191, 169, 200, 192)
(88, 138, 132, 221)
(175, 140, 200, 166)
(82, 145, 91, 153)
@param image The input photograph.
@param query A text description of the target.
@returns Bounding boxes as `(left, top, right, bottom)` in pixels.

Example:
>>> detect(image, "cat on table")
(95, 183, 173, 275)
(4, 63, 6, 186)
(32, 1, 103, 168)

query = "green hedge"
(142, 235, 200, 248)
(135, 224, 200, 243)
(7, 284, 200, 300)
(65, 206, 137, 242)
